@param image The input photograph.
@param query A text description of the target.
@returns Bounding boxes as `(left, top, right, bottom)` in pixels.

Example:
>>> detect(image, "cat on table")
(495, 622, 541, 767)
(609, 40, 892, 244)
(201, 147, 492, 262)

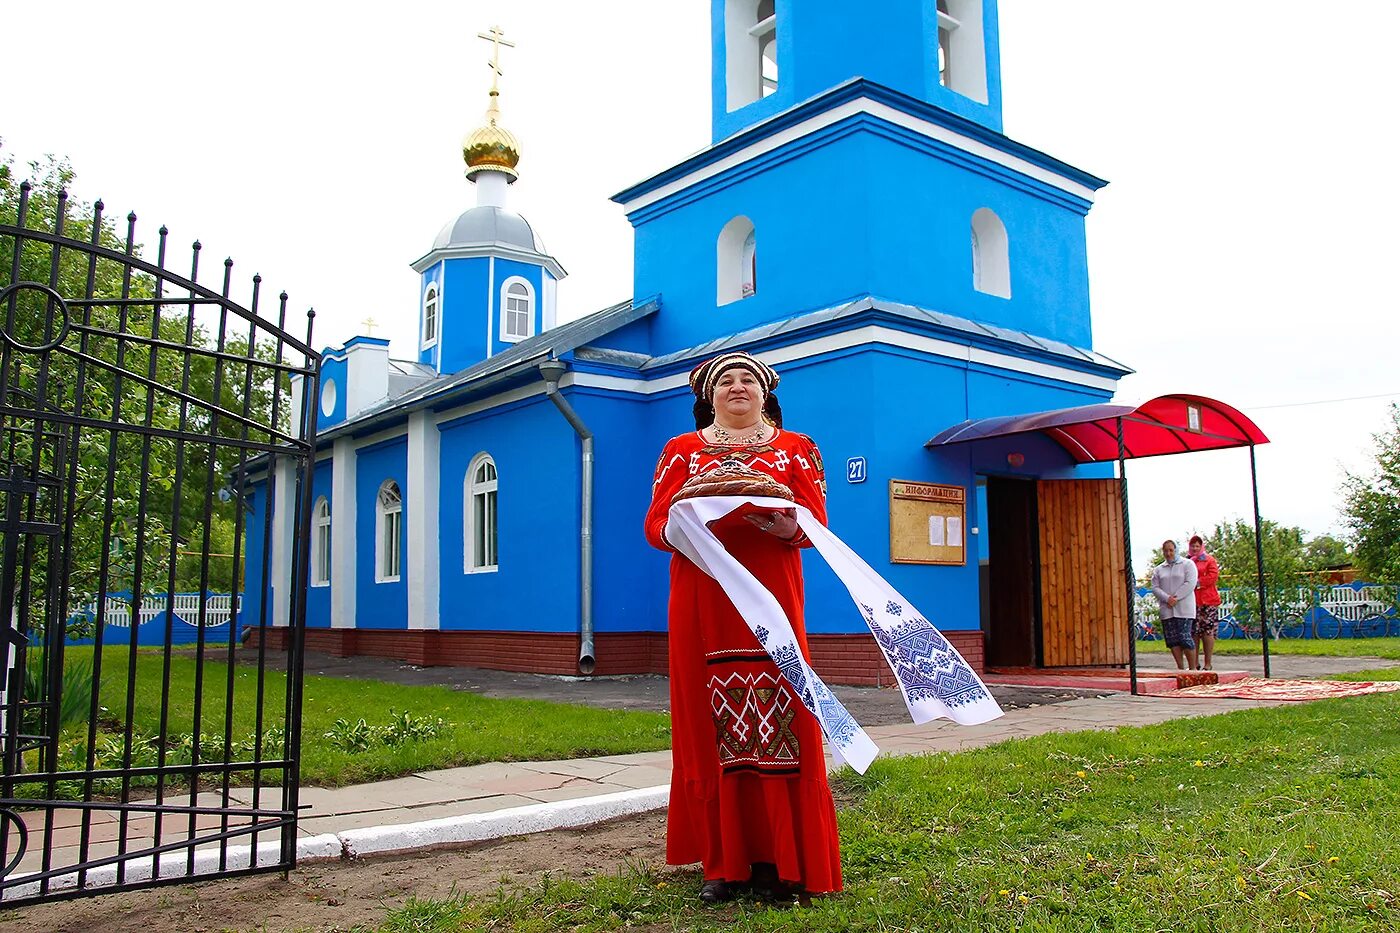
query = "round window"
(321, 378, 338, 417)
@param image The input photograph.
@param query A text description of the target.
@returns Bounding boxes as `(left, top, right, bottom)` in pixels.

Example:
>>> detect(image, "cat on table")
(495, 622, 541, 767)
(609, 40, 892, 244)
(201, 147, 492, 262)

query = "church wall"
(355, 437, 409, 630)
(438, 259, 491, 374)
(633, 131, 871, 357)
(631, 123, 1094, 359)
(575, 387, 675, 636)
(418, 263, 444, 372)
(316, 353, 348, 429)
(436, 397, 578, 634)
(862, 132, 1094, 347)
(242, 483, 270, 629)
(306, 459, 334, 628)
(579, 314, 654, 356)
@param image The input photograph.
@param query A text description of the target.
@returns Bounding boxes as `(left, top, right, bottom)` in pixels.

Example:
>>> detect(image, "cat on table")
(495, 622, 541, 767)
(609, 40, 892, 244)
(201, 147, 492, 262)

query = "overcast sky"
(5, 1, 1397, 571)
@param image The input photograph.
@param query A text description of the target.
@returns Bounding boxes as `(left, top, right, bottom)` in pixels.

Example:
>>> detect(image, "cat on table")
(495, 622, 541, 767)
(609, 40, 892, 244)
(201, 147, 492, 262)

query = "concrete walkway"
(288, 689, 1286, 840)
(13, 655, 1398, 893)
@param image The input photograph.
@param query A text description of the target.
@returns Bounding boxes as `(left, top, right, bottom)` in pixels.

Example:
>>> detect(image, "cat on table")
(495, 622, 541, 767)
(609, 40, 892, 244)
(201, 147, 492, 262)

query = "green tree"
(1341, 404, 1400, 581)
(2, 142, 292, 609)
(1303, 534, 1352, 571)
(1205, 519, 1311, 634)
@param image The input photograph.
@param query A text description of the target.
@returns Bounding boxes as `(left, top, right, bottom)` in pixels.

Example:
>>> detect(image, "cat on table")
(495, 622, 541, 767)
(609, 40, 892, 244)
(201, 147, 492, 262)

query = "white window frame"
(375, 479, 403, 583)
(753, 0, 778, 98)
(725, 0, 779, 110)
(499, 276, 535, 343)
(422, 282, 439, 349)
(464, 453, 499, 573)
(971, 207, 1011, 299)
(935, 0, 989, 104)
(717, 216, 757, 305)
(311, 496, 331, 587)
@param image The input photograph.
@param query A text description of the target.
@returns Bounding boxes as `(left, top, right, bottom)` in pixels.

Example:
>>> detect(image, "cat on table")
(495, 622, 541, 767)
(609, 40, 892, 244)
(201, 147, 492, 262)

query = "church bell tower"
(711, 0, 1004, 142)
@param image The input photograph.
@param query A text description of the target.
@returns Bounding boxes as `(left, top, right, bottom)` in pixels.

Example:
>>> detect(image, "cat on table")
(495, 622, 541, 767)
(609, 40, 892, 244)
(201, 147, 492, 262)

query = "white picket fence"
(71, 593, 241, 629)
(1134, 584, 1398, 638)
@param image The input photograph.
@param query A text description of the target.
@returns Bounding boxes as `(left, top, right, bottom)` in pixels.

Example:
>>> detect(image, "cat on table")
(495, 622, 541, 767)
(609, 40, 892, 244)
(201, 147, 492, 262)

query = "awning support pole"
(1249, 443, 1272, 678)
(1117, 417, 1138, 696)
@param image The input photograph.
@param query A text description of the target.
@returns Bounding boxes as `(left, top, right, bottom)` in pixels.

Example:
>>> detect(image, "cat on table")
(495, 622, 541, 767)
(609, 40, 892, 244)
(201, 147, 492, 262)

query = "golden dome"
(463, 92, 519, 182)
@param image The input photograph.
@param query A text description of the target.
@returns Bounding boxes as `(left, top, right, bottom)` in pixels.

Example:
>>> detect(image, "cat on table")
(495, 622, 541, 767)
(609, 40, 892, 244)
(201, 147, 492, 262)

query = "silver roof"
(432, 206, 546, 254)
(641, 296, 1133, 375)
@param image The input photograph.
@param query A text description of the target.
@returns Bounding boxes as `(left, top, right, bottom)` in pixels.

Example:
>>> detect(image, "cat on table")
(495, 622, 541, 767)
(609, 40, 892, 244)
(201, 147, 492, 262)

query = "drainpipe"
(537, 360, 596, 675)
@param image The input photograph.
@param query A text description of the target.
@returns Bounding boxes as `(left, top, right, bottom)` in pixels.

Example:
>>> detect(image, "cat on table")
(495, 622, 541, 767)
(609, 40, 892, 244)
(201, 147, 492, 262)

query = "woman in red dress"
(644, 352, 841, 904)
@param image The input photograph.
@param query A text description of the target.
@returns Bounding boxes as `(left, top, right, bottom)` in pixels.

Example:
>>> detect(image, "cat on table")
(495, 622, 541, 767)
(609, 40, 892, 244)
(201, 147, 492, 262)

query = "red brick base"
(246, 627, 985, 685)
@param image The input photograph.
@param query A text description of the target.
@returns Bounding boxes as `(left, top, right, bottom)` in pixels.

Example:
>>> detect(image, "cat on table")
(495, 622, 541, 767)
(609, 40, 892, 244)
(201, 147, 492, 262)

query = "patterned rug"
(1172, 676, 1400, 701)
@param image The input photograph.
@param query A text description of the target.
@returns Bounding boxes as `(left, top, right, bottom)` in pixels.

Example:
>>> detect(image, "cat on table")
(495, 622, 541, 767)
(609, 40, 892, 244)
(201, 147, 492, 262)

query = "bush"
(323, 710, 449, 752)
(22, 653, 97, 734)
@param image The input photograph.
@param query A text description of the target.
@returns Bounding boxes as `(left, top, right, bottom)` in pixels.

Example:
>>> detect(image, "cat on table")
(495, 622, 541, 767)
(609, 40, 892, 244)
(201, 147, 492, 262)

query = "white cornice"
(617, 97, 1100, 215)
(410, 242, 567, 280)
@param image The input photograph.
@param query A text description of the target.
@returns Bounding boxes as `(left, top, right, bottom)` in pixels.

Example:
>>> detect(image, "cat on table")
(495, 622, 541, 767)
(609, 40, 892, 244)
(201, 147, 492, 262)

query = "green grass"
(1136, 637, 1400, 659)
(35, 646, 670, 789)
(374, 694, 1400, 932)
(1329, 667, 1400, 683)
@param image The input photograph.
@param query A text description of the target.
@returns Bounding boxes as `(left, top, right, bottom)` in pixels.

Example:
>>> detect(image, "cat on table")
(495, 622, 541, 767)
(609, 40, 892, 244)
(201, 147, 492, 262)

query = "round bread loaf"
(673, 458, 794, 503)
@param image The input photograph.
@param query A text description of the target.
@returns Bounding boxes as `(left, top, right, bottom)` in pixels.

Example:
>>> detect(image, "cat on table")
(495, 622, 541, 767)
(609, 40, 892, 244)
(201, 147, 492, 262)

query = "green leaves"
(1342, 405, 1400, 582)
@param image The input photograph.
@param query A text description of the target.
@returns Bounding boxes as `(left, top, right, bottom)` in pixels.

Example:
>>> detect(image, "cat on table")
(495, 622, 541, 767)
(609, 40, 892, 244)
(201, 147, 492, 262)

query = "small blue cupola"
(711, 0, 1004, 141)
(410, 33, 565, 375)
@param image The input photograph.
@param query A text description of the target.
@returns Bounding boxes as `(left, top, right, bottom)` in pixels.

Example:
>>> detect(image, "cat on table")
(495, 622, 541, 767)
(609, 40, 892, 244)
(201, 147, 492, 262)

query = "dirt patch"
(5, 811, 676, 933)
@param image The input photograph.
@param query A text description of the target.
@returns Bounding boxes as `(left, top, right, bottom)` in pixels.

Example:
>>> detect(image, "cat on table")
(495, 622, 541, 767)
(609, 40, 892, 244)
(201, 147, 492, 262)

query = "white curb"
(2, 833, 343, 902)
(339, 785, 670, 858)
(1, 786, 670, 901)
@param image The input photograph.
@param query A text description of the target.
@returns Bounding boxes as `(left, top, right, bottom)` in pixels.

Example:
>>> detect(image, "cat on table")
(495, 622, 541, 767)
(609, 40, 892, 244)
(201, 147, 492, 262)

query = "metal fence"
(2, 186, 319, 905)
(1134, 582, 1400, 640)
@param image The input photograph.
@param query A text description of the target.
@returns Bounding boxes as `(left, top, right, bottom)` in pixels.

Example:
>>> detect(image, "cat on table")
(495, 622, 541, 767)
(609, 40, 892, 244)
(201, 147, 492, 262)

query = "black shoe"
(750, 862, 796, 901)
(699, 879, 734, 904)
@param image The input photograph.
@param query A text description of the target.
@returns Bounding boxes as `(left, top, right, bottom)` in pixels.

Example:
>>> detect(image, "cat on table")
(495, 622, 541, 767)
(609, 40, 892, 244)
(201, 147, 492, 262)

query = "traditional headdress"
(688, 351, 783, 429)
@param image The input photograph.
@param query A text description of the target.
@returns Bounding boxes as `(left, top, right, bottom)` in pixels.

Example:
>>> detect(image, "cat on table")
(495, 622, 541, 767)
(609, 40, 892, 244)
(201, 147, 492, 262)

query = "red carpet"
(1172, 677, 1400, 701)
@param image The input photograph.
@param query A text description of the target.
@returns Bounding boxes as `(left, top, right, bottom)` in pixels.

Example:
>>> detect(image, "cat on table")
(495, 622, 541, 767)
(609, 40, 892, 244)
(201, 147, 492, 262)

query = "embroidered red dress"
(645, 428, 842, 894)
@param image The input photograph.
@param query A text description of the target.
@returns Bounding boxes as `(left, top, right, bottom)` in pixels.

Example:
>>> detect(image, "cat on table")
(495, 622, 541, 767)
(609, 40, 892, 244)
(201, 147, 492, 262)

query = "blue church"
(245, 0, 1133, 682)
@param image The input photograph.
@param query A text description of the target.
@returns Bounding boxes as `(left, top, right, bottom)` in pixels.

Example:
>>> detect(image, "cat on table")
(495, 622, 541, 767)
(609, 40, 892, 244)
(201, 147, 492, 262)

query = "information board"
(889, 480, 966, 566)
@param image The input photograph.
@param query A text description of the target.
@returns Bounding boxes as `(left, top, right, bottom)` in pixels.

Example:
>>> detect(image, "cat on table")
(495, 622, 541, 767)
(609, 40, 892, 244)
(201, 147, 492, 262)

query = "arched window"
(500, 277, 535, 343)
(311, 497, 331, 587)
(465, 454, 499, 572)
(725, 0, 779, 110)
(375, 480, 402, 583)
(422, 283, 439, 347)
(971, 208, 1010, 298)
(717, 216, 757, 305)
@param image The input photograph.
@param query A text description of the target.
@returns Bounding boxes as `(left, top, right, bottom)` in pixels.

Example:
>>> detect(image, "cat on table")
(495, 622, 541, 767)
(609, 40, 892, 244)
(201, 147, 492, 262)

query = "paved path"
(280, 654, 1399, 840)
(1135, 652, 1396, 678)
(15, 656, 1398, 882)
(273, 691, 1289, 839)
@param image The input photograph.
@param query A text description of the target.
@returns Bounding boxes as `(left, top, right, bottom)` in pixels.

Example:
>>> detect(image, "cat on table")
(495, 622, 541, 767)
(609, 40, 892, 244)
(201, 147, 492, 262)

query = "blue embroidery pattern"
(870, 610, 990, 708)
(771, 643, 860, 749)
(754, 624, 771, 646)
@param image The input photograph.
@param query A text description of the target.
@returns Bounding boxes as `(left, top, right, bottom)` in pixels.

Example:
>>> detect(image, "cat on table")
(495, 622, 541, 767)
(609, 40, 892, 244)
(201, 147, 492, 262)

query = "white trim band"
(619, 97, 1100, 214)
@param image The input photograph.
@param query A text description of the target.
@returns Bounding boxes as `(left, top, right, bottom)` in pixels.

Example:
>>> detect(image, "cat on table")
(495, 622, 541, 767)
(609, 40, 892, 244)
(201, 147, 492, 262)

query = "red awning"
(926, 394, 1269, 463)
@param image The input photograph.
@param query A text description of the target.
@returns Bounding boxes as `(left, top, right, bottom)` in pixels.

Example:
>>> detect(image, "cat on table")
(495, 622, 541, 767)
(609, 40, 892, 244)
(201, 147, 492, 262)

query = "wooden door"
(1036, 479, 1129, 667)
(985, 477, 1040, 668)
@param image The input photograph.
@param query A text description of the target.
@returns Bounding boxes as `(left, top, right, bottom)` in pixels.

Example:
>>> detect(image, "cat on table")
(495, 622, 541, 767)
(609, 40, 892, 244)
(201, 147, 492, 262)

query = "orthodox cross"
(478, 25, 515, 93)
(361, 317, 378, 336)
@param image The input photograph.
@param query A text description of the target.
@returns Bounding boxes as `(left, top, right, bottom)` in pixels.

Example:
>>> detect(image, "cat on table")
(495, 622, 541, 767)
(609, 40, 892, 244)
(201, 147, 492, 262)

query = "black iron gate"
(0, 181, 319, 905)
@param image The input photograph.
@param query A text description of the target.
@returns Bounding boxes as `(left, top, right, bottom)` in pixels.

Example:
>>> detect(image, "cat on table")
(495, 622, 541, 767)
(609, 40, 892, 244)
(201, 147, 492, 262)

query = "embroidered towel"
(666, 496, 1003, 774)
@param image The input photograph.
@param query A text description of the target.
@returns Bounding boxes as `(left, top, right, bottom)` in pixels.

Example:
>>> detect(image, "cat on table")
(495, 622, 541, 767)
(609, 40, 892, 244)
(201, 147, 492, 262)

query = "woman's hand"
(745, 507, 799, 540)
